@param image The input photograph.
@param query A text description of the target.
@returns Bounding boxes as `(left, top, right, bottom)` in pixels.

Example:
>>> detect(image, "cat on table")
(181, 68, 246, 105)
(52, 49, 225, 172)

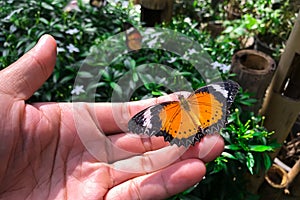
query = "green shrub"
(0, 0, 132, 101)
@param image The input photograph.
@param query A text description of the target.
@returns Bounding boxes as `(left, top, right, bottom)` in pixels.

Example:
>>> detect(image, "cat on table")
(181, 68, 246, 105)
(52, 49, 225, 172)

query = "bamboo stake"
(260, 10, 300, 157)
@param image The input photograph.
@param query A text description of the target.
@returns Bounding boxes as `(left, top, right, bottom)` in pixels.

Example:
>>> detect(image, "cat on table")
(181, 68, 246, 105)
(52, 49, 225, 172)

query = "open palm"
(0, 35, 224, 200)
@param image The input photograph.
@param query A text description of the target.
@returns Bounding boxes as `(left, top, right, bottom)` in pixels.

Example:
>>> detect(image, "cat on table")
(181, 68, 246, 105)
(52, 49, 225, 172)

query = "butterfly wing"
(156, 100, 204, 147)
(187, 80, 240, 135)
(124, 23, 142, 51)
(128, 101, 175, 137)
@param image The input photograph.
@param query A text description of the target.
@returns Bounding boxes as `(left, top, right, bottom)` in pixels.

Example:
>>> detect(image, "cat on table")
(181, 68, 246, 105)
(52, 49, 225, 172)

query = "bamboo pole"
(260, 10, 300, 157)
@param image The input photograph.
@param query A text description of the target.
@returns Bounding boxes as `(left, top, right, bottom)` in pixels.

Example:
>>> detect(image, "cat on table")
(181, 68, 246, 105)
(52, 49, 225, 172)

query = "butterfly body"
(128, 80, 240, 147)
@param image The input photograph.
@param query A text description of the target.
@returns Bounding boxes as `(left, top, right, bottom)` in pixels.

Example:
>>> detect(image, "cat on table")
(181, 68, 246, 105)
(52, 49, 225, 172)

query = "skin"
(0, 35, 224, 200)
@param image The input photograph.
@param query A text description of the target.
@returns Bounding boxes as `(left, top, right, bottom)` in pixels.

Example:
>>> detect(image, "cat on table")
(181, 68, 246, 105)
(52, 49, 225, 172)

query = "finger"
(102, 134, 223, 186)
(0, 34, 57, 100)
(93, 93, 180, 134)
(108, 132, 168, 154)
(105, 132, 223, 163)
(105, 159, 206, 200)
(181, 134, 224, 163)
(110, 145, 186, 173)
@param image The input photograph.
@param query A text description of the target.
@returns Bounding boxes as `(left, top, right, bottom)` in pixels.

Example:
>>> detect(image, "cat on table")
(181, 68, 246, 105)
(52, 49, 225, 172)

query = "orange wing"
(157, 101, 202, 147)
(187, 90, 225, 132)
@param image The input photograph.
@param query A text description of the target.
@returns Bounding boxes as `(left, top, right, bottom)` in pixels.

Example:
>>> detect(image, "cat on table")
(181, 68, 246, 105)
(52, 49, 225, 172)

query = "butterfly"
(124, 22, 142, 51)
(128, 80, 240, 147)
(90, 0, 107, 8)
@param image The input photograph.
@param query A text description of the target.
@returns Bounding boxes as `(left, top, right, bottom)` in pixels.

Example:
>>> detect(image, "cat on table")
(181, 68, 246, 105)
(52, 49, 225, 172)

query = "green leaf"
(132, 71, 139, 82)
(124, 59, 132, 68)
(225, 144, 241, 151)
(39, 17, 49, 25)
(152, 90, 163, 96)
(110, 82, 122, 94)
(86, 82, 107, 91)
(234, 152, 246, 161)
(233, 27, 246, 36)
(252, 131, 266, 137)
(85, 27, 97, 33)
(249, 145, 273, 152)
(221, 152, 237, 159)
(246, 152, 255, 174)
(263, 153, 272, 170)
(182, 183, 198, 195)
(45, 92, 52, 101)
(41, 2, 54, 10)
(53, 71, 60, 83)
(223, 26, 234, 34)
(130, 59, 136, 68)
(78, 71, 94, 78)
(59, 75, 74, 84)
(179, 71, 192, 76)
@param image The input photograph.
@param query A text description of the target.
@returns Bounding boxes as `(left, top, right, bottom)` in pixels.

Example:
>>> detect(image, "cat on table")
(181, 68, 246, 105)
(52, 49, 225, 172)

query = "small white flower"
(122, 1, 129, 8)
(184, 17, 192, 24)
(182, 53, 189, 60)
(57, 47, 65, 53)
(3, 42, 9, 47)
(211, 61, 222, 69)
(182, 49, 197, 60)
(219, 64, 231, 73)
(66, 44, 79, 53)
(211, 61, 231, 73)
(167, 57, 177, 63)
(187, 48, 197, 55)
(9, 25, 17, 32)
(66, 28, 79, 35)
(71, 85, 85, 95)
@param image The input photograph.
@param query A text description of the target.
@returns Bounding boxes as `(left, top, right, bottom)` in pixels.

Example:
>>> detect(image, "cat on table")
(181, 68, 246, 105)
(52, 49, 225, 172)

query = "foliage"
(165, 16, 237, 65)
(0, 0, 133, 101)
(220, 0, 296, 60)
(172, 0, 297, 61)
(173, 0, 222, 22)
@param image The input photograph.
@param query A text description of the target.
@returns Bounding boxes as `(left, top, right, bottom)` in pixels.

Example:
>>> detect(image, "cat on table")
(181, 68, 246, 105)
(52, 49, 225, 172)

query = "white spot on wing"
(211, 84, 228, 98)
(142, 108, 153, 129)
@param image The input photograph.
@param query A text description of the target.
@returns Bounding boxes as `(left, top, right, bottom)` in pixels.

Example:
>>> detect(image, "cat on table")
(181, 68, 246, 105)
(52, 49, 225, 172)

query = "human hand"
(0, 35, 224, 199)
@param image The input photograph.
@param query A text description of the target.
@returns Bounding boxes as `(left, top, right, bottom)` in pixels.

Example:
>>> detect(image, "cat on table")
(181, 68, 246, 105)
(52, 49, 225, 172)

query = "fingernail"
(35, 35, 49, 50)
(198, 134, 221, 159)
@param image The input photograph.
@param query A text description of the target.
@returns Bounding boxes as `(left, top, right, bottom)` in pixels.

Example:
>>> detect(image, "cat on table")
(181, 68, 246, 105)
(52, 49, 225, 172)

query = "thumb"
(0, 34, 57, 100)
